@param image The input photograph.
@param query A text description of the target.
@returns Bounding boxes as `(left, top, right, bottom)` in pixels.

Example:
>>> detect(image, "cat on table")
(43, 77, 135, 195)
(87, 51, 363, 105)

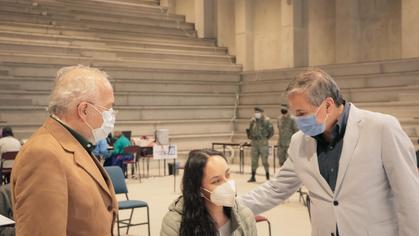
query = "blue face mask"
(295, 104, 328, 137)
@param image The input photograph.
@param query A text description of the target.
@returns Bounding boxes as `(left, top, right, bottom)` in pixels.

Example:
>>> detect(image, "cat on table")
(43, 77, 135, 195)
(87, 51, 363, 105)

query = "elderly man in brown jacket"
(11, 65, 118, 236)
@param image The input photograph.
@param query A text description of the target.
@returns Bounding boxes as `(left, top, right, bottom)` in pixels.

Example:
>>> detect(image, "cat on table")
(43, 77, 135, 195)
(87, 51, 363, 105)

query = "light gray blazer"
(239, 105, 419, 236)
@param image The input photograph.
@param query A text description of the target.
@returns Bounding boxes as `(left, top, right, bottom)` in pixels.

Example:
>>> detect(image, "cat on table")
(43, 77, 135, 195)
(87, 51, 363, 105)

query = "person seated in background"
(0, 127, 21, 183)
(92, 138, 110, 161)
(105, 131, 132, 176)
(160, 149, 257, 236)
(0, 184, 15, 236)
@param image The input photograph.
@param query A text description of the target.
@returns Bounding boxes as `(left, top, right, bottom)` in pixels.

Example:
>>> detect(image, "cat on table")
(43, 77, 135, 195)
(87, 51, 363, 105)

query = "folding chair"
(1, 151, 18, 185)
(123, 146, 140, 181)
(255, 215, 272, 236)
(104, 166, 150, 236)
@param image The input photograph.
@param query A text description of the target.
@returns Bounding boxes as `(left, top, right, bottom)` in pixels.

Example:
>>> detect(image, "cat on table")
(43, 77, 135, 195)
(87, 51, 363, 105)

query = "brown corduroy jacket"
(11, 118, 117, 236)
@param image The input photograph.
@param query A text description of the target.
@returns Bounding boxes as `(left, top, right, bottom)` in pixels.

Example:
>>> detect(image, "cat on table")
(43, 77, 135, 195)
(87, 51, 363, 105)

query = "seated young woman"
(161, 149, 257, 236)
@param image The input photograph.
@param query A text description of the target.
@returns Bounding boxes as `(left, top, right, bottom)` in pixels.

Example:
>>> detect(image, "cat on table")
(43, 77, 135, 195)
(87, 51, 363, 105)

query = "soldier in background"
(277, 105, 298, 167)
(246, 107, 274, 182)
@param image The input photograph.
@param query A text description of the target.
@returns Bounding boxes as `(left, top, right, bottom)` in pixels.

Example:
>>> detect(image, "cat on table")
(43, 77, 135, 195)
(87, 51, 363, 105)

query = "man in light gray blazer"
(239, 68, 419, 236)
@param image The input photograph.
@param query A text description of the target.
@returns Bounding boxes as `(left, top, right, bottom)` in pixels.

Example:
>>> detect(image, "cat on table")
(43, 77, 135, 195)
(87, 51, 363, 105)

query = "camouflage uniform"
(277, 114, 298, 166)
(247, 116, 274, 179)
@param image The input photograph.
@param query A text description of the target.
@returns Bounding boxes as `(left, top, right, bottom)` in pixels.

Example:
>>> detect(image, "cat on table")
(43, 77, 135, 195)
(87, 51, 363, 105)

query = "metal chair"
(1, 151, 18, 185)
(255, 215, 272, 236)
(104, 166, 150, 236)
(123, 146, 140, 181)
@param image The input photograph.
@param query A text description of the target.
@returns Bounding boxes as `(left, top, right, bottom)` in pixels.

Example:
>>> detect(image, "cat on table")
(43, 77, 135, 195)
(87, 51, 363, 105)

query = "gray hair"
(286, 68, 344, 106)
(48, 65, 111, 116)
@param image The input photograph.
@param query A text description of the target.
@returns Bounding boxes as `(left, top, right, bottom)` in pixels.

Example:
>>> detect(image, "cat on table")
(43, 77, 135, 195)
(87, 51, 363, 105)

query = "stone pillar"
(402, 0, 419, 58)
(335, 0, 361, 64)
(195, 0, 216, 38)
(290, 0, 308, 67)
(160, 0, 176, 14)
(336, 0, 401, 64)
(235, 0, 254, 71)
(216, 0, 236, 55)
(308, 0, 335, 66)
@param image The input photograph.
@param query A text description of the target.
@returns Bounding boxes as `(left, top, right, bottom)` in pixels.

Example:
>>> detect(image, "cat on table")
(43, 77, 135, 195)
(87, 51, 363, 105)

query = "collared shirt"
(51, 116, 96, 154)
(314, 102, 351, 192)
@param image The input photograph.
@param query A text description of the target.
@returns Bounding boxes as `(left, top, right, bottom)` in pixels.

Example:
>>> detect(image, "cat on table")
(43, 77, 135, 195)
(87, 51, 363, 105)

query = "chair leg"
(147, 205, 151, 236)
(126, 208, 134, 235)
(267, 220, 272, 236)
(116, 213, 120, 236)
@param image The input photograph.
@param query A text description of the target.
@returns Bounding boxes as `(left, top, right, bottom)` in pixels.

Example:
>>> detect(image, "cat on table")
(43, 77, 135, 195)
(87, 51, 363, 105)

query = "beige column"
(402, 0, 419, 58)
(216, 0, 236, 56)
(235, 0, 254, 71)
(290, 0, 308, 67)
(308, 0, 335, 66)
(160, 0, 176, 14)
(195, 0, 216, 38)
(336, 0, 401, 63)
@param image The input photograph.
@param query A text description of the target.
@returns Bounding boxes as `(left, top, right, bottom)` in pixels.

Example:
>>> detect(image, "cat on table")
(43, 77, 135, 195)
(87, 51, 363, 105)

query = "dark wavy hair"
(180, 149, 230, 236)
(1, 127, 13, 137)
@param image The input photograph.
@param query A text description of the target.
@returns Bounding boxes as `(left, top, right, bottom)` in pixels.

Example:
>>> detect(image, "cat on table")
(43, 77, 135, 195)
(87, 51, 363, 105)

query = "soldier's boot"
(248, 171, 256, 182)
(266, 171, 270, 180)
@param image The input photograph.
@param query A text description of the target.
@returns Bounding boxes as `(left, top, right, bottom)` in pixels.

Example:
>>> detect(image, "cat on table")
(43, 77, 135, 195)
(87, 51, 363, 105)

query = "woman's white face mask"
(201, 180, 236, 207)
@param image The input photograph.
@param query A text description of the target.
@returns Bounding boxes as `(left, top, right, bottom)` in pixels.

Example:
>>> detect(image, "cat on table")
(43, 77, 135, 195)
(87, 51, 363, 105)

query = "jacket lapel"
(334, 105, 362, 196)
(44, 118, 114, 200)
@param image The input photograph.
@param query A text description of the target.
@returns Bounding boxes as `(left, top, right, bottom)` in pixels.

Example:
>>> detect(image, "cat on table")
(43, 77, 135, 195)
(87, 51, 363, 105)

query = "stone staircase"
(0, 0, 241, 156)
(234, 59, 419, 155)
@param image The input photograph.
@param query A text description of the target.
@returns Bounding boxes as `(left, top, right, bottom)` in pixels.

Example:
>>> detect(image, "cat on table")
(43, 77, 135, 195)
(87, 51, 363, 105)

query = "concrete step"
(7, 124, 233, 151)
(0, 9, 196, 38)
(0, 1, 191, 30)
(0, 65, 240, 83)
(0, 29, 227, 55)
(241, 71, 419, 94)
(239, 85, 419, 104)
(0, 105, 235, 124)
(56, 0, 165, 12)
(0, 52, 242, 72)
(0, 90, 236, 106)
(0, 36, 234, 64)
(233, 117, 419, 143)
(0, 74, 239, 93)
(0, 21, 214, 47)
(3, 118, 234, 138)
(236, 102, 419, 120)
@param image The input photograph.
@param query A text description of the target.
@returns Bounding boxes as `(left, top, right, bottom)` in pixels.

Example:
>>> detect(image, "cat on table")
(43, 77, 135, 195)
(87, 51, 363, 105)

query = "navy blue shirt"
(314, 102, 351, 192)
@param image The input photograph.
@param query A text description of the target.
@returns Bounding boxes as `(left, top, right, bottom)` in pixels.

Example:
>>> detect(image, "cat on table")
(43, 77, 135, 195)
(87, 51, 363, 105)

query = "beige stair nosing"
(0, 52, 242, 72)
(0, 105, 236, 110)
(3, 119, 234, 127)
(239, 85, 419, 96)
(0, 21, 214, 46)
(0, 38, 233, 60)
(236, 101, 419, 108)
(0, 28, 223, 50)
(0, 12, 195, 37)
(0, 89, 237, 97)
(1, 65, 242, 78)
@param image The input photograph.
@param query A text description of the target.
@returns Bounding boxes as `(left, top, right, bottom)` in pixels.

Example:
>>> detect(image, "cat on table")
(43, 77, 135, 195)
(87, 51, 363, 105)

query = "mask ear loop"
(200, 187, 212, 202)
(315, 100, 329, 124)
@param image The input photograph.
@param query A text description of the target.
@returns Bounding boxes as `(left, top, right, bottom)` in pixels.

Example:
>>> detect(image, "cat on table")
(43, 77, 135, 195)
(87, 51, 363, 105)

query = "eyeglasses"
(86, 102, 118, 116)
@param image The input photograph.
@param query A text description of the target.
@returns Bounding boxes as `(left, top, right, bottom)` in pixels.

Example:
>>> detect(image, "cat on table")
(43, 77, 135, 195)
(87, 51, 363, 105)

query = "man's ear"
(77, 102, 89, 119)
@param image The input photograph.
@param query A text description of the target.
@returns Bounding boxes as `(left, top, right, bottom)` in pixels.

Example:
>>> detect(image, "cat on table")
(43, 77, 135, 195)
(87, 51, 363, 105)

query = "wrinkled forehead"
(287, 91, 316, 114)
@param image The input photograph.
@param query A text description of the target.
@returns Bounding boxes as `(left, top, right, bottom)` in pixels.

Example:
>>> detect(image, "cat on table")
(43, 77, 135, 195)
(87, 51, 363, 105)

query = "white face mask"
(84, 104, 116, 143)
(255, 112, 262, 119)
(201, 180, 236, 207)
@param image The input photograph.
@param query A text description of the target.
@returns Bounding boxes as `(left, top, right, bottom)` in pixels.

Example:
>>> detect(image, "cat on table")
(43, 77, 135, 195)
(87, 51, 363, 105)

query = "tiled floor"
(117, 164, 311, 236)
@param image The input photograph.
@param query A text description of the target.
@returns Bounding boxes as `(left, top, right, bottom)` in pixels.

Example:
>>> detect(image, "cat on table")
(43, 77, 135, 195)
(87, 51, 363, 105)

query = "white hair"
(48, 65, 111, 116)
